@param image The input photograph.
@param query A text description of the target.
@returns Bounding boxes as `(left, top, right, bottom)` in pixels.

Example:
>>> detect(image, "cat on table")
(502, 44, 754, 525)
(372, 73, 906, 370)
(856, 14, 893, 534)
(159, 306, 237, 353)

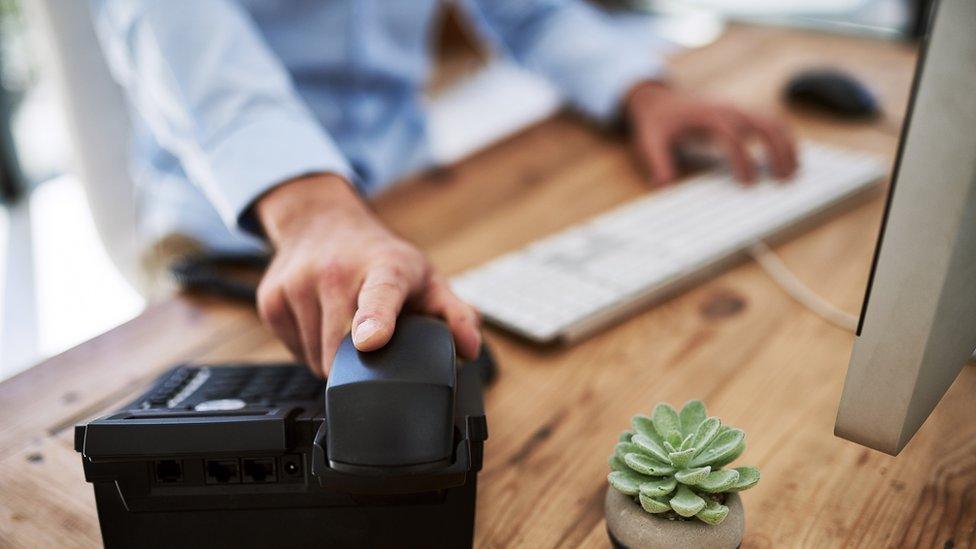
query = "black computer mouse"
(784, 69, 879, 119)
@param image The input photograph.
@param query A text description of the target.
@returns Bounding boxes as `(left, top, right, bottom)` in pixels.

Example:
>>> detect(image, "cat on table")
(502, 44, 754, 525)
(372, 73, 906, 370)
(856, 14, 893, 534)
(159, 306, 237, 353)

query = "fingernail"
(353, 318, 382, 347)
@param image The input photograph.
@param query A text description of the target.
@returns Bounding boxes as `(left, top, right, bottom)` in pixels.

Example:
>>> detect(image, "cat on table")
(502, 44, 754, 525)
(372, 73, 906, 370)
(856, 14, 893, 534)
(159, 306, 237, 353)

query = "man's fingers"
(351, 264, 416, 351)
(284, 277, 323, 375)
(707, 116, 757, 184)
(636, 126, 678, 186)
(256, 281, 303, 360)
(745, 115, 798, 180)
(318, 285, 354, 377)
(417, 276, 482, 360)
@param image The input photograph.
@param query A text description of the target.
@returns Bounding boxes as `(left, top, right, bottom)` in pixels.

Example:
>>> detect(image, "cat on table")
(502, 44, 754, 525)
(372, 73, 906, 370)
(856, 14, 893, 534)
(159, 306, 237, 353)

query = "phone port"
(154, 460, 183, 483)
(205, 459, 241, 484)
(242, 458, 277, 483)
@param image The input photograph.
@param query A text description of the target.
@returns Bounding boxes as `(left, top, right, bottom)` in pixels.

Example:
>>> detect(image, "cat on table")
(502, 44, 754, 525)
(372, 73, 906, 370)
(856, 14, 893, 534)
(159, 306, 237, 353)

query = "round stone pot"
(604, 488, 744, 549)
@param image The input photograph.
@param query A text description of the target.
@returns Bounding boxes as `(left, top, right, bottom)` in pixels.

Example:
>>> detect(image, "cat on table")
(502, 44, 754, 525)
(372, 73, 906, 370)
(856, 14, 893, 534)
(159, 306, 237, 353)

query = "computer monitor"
(835, 0, 976, 456)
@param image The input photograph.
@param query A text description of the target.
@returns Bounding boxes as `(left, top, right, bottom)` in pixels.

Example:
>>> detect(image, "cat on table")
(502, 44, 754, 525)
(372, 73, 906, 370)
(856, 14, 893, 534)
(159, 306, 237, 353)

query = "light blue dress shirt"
(90, 0, 664, 251)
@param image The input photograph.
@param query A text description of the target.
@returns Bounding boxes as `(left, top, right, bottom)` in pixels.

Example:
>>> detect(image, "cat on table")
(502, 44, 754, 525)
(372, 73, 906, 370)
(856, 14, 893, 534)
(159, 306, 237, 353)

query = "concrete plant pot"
(605, 488, 744, 549)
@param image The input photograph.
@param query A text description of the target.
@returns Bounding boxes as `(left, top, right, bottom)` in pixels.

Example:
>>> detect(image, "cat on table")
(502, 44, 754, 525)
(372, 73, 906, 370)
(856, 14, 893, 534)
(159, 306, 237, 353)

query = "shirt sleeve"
(458, 0, 667, 123)
(89, 0, 355, 235)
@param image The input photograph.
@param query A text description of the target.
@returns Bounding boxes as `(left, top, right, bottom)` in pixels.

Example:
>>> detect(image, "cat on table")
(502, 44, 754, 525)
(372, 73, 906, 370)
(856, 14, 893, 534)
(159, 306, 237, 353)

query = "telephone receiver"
(311, 315, 493, 494)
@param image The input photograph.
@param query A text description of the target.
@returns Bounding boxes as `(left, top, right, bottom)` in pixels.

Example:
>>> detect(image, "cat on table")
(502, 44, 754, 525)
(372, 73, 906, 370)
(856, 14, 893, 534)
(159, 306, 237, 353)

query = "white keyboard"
(450, 143, 887, 343)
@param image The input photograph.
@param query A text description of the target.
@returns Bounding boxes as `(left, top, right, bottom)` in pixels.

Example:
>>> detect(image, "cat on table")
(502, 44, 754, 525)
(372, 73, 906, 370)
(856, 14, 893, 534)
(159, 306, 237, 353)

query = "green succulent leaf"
(624, 453, 676, 476)
(679, 400, 707, 436)
(666, 430, 684, 448)
(652, 403, 681, 439)
(668, 447, 696, 468)
(696, 469, 740, 493)
(691, 417, 721, 456)
(619, 431, 634, 443)
(639, 493, 672, 514)
(663, 440, 678, 454)
(678, 433, 695, 452)
(696, 500, 730, 525)
(614, 442, 643, 462)
(674, 466, 710, 485)
(669, 485, 707, 518)
(689, 428, 745, 468)
(631, 415, 662, 443)
(639, 477, 678, 498)
(729, 466, 760, 491)
(608, 470, 651, 496)
(711, 440, 747, 468)
(631, 434, 671, 463)
(609, 455, 628, 472)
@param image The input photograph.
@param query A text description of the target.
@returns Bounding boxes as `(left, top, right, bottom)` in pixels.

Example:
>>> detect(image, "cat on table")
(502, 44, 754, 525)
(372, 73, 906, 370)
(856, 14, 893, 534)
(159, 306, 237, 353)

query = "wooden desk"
(3, 25, 974, 548)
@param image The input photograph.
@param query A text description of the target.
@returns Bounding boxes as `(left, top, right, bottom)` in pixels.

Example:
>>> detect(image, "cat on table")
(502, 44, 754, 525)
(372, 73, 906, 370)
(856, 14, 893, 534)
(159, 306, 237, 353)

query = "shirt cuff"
(523, 9, 667, 124)
(570, 53, 666, 124)
(200, 114, 356, 236)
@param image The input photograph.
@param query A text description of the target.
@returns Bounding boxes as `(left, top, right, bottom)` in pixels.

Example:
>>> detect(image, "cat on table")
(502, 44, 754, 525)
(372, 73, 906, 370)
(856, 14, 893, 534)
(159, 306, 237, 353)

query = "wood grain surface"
(3, 24, 974, 548)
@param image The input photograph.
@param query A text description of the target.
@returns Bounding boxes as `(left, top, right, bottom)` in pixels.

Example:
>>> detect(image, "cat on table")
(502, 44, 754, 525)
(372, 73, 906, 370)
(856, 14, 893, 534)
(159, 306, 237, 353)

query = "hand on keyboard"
(452, 143, 886, 343)
(624, 81, 798, 186)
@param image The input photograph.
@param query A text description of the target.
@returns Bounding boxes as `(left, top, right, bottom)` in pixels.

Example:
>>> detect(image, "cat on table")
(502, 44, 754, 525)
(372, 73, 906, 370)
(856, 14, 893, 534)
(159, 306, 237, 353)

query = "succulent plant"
(608, 400, 760, 525)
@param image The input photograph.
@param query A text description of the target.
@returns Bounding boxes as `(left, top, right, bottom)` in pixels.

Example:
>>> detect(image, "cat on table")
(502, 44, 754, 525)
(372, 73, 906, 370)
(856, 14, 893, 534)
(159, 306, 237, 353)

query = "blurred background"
(0, 0, 926, 380)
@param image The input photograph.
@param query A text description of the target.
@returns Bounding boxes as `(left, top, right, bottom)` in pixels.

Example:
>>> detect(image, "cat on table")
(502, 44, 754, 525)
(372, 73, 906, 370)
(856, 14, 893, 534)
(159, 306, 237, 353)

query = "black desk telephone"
(75, 316, 492, 548)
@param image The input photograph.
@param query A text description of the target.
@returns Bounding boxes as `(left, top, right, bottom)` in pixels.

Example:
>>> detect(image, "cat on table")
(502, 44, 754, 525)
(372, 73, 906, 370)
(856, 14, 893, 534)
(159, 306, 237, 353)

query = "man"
(91, 0, 797, 376)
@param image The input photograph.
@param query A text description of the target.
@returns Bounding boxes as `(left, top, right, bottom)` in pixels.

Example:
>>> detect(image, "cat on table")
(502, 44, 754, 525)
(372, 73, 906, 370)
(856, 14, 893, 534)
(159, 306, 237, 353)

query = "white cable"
(747, 241, 858, 332)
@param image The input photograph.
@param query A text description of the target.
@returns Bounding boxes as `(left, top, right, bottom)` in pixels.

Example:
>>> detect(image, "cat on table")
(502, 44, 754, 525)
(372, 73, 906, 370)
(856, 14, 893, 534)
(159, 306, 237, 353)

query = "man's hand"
(255, 174, 482, 376)
(625, 81, 798, 185)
